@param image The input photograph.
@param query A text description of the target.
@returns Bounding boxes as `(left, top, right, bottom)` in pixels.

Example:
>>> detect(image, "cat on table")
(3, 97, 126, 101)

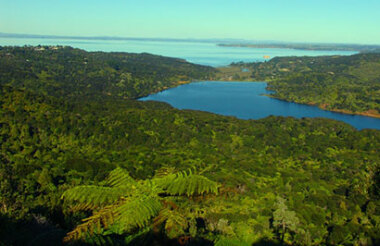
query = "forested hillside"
(230, 54, 380, 117)
(0, 46, 215, 100)
(0, 47, 379, 245)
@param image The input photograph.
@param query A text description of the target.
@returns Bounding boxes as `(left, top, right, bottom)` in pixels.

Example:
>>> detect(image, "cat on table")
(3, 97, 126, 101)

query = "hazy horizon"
(1, 0, 380, 45)
(1, 32, 380, 46)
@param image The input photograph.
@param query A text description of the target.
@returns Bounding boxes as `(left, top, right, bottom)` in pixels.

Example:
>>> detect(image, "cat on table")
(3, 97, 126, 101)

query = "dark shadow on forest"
(252, 239, 289, 246)
(0, 214, 66, 246)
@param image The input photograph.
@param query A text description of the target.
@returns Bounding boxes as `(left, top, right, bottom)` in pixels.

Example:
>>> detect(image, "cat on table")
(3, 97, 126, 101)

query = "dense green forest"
(0, 46, 215, 101)
(229, 54, 380, 117)
(0, 47, 380, 245)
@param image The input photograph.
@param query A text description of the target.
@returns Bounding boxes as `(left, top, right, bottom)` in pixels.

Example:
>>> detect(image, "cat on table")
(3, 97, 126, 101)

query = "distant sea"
(0, 37, 357, 67)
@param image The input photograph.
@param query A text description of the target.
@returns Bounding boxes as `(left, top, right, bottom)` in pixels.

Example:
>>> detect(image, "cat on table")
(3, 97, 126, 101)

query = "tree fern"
(154, 169, 219, 196)
(159, 172, 219, 196)
(64, 203, 119, 242)
(111, 196, 162, 233)
(214, 237, 251, 246)
(62, 167, 220, 243)
(104, 167, 137, 188)
(62, 186, 126, 210)
(64, 196, 161, 242)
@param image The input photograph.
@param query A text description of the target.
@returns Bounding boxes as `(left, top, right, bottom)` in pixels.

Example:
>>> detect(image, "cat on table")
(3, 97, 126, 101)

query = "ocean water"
(140, 82, 380, 130)
(0, 37, 357, 67)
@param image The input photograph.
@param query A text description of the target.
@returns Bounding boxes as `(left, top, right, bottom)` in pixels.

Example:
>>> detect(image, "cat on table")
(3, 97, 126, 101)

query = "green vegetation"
(0, 46, 215, 101)
(215, 66, 253, 82)
(62, 167, 219, 244)
(229, 54, 380, 117)
(0, 47, 379, 245)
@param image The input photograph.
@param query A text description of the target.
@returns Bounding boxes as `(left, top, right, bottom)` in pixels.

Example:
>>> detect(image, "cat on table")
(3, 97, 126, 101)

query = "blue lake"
(140, 82, 380, 130)
(2, 37, 377, 129)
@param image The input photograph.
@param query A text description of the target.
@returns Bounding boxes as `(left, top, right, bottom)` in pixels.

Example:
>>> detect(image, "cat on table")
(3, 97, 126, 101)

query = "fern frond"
(62, 186, 125, 210)
(63, 203, 118, 243)
(62, 167, 220, 243)
(105, 167, 137, 188)
(64, 196, 161, 242)
(160, 173, 219, 196)
(153, 168, 219, 196)
(111, 195, 162, 233)
(214, 237, 251, 246)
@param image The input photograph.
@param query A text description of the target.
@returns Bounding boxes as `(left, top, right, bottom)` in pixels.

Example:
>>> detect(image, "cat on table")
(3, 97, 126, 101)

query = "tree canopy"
(229, 53, 380, 117)
(0, 47, 379, 245)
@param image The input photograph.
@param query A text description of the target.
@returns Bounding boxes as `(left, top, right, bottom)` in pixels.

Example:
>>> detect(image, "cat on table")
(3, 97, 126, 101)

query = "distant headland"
(1, 32, 380, 53)
(218, 43, 380, 53)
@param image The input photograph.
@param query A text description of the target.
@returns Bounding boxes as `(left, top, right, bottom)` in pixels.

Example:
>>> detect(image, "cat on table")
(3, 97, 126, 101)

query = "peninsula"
(218, 42, 380, 53)
(216, 53, 380, 118)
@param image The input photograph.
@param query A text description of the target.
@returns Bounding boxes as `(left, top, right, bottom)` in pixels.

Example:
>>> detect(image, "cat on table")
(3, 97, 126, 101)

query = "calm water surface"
(0, 37, 356, 67)
(140, 82, 380, 130)
(2, 37, 377, 129)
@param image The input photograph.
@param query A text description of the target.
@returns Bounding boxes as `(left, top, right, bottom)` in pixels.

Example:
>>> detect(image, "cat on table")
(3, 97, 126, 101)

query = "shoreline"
(320, 106, 380, 119)
(135, 79, 192, 100)
(141, 79, 380, 120)
(266, 94, 380, 119)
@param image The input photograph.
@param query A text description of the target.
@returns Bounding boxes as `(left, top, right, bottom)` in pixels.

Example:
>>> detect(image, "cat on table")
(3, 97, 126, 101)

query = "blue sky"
(1, 0, 379, 44)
